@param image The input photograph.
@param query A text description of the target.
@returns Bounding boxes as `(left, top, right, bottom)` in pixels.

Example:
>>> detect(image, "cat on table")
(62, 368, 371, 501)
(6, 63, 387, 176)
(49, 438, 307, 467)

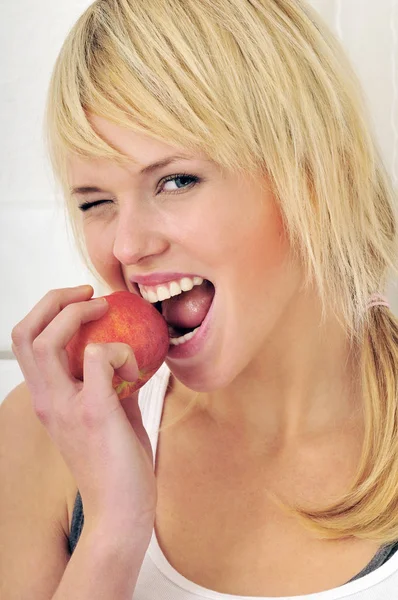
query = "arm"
(0, 384, 149, 600)
(52, 524, 148, 600)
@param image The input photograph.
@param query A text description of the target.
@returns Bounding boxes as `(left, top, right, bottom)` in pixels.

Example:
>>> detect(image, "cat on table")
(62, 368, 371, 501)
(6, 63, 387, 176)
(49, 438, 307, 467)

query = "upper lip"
(128, 272, 205, 287)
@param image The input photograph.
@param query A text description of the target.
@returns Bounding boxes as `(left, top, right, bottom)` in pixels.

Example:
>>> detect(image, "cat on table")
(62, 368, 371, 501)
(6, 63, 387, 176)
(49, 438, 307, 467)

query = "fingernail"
(78, 284, 93, 292)
(92, 297, 108, 306)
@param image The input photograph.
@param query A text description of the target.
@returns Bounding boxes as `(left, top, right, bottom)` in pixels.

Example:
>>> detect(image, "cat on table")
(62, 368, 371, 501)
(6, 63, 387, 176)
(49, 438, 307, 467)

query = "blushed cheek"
(266, 207, 290, 267)
(243, 201, 291, 278)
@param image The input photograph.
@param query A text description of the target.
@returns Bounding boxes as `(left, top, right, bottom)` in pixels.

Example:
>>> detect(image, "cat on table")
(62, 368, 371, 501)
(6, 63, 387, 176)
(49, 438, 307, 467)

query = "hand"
(11, 284, 157, 537)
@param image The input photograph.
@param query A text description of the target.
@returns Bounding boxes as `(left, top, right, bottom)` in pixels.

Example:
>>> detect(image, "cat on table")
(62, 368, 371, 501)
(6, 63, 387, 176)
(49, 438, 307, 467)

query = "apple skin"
(66, 291, 170, 399)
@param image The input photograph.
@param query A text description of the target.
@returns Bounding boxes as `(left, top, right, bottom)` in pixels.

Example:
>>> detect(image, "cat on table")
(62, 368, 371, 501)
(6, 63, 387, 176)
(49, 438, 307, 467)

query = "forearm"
(52, 524, 150, 600)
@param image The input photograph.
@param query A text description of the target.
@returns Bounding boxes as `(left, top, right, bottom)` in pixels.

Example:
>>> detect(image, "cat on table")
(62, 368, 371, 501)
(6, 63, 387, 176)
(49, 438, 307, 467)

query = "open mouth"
(153, 301, 194, 336)
(139, 278, 215, 340)
(152, 301, 195, 337)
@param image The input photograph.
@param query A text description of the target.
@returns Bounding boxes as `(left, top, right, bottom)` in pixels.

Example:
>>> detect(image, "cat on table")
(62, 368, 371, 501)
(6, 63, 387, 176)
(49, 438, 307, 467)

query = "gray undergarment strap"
(347, 540, 398, 582)
(68, 490, 84, 556)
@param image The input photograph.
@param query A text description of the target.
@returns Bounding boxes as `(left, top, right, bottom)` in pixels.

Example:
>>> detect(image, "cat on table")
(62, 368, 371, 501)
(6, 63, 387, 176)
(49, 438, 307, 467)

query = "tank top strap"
(138, 362, 171, 467)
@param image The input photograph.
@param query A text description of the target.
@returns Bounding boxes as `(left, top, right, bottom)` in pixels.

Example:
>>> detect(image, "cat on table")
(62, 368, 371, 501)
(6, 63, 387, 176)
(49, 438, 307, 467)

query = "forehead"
(66, 113, 208, 184)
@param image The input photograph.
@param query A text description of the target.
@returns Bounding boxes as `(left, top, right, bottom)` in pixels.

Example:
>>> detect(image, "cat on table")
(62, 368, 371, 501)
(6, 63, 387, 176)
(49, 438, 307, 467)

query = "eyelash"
(77, 172, 201, 212)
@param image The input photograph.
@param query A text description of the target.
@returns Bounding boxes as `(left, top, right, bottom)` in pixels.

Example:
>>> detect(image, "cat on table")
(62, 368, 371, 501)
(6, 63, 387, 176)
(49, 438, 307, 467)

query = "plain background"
(1, 0, 397, 401)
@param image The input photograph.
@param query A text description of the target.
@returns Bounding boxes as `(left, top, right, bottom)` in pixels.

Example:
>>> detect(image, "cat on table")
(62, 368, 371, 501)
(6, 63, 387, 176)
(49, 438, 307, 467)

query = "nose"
(112, 203, 169, 266)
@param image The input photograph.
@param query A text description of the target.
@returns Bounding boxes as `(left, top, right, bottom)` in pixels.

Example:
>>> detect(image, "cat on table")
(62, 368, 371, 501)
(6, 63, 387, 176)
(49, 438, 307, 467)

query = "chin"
(165, 357, 238, 394)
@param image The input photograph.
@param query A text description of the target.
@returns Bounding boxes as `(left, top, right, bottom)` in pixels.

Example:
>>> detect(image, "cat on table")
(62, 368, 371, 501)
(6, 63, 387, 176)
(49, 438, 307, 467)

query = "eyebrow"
(70, 154, 193, 196)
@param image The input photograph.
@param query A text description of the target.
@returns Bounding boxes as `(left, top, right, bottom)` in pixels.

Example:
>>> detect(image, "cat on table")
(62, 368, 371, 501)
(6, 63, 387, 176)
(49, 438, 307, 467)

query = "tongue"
(161, 280, 215, 331)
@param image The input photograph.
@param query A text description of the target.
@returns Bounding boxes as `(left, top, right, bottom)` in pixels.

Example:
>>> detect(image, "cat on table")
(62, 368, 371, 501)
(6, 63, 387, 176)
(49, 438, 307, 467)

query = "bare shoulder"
(0, 382, 78, 599)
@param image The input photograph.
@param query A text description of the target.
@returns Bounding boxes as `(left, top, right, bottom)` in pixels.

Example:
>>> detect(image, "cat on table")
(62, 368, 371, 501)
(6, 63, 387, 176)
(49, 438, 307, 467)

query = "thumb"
(83, 342, 139, 400)
(111, 342, 140, 383)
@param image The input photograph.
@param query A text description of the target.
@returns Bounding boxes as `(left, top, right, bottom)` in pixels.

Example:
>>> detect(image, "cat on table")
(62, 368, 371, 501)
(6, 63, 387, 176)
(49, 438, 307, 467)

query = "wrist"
(83, 512, 154, 552)
(53, 521, 150, 599)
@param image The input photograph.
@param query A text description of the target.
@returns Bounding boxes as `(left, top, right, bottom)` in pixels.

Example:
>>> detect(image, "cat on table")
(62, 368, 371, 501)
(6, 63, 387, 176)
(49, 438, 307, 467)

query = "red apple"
(66, 291, 169, 399)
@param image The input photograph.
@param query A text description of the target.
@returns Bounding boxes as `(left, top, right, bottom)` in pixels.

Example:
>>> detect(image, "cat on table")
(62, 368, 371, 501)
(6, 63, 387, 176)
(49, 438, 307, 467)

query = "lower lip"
(166, 294, 216, 360)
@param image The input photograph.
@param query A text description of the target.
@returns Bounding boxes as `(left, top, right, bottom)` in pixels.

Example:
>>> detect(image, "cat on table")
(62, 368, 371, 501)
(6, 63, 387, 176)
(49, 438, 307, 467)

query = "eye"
(77, 172, 200, 212)
(158, 172, 200, 194)
(78, 199, 113, 212)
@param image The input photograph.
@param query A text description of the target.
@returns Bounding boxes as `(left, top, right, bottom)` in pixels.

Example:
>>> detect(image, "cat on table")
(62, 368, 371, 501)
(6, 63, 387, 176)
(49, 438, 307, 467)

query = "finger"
(30, 297, 109, 392)
(11, 285, 95, 353)
(11, 285, 95, 383)
(82, 342, 139, 414)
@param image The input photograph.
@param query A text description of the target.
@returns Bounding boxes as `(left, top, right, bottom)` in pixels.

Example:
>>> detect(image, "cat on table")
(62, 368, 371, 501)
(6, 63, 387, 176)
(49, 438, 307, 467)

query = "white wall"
(1, 0, 397, 400)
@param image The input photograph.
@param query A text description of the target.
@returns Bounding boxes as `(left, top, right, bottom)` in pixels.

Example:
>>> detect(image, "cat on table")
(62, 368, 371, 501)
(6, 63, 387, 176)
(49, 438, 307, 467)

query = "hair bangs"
(45, 0, 278, 193)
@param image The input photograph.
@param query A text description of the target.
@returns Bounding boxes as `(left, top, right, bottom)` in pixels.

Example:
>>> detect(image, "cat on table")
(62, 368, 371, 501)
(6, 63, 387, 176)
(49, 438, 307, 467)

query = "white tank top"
(134, 362, 398, 600)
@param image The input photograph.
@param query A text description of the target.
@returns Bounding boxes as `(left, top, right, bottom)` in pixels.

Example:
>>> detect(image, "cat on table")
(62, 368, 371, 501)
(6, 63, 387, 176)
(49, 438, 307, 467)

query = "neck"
(172, 294, 363, 447)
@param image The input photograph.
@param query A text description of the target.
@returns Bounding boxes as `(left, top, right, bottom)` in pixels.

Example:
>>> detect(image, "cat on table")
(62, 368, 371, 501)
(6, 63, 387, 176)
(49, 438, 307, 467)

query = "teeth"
(180, 277, 194, 292)
(156, 285, 171, 302)
(147, 290, 158, 303)
(138, 276, 204, 304)
(169, 281, 182, 297)
(169, 326, 200, 345)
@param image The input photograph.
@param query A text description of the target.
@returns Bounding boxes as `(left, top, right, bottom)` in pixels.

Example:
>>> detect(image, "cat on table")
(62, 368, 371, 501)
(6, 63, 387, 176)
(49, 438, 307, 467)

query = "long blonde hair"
(44, 0, 398, 541)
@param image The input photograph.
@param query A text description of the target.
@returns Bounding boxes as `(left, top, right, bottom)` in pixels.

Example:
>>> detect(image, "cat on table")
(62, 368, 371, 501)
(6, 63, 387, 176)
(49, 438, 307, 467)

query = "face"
(67, 114, 303, 391)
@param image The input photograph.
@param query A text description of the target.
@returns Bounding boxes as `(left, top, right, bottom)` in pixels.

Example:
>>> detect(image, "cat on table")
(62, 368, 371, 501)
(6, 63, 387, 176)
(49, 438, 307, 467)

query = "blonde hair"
(45, 0, 398, 541)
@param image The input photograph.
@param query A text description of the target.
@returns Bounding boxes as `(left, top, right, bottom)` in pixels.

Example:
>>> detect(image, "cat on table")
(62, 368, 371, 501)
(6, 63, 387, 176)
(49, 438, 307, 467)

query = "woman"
(1, 0, 398, 597)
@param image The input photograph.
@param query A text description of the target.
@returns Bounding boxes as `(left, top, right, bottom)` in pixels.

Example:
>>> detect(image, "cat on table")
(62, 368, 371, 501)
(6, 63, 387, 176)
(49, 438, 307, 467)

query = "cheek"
(84, 225, 127, 291)
(259, 207, 290, 269)
(238, 209, 290, 301)
(219, 198, 289, 274)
